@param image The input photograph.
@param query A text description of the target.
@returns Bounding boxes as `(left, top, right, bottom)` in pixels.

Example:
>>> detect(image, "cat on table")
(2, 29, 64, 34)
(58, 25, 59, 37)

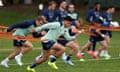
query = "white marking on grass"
(0, 45, 120, 52)
(6, 57, 120, 66)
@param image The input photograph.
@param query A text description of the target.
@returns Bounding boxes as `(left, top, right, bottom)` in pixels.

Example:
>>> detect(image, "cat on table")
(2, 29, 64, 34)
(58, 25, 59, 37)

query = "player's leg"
(27, 41, 65, 71)
(48, 42, 65, 69)
(64, 40, 79, 66)
(80, 40, 93, 53)
(27, 50, 50, 72)
(1, 46, 22, 68)
(100, 32, 111, 57)
(27, 41, 55, 71)
(101, 35, 111, 58)
(15, 40, 33, 66)
(0, 40, 23, 67)
(81, 36, 94, 55)
(87, 41, 97, 55)
(98, 40, 108, 59)
(57, 40, 67, 60)
(77, 40, 93, 60)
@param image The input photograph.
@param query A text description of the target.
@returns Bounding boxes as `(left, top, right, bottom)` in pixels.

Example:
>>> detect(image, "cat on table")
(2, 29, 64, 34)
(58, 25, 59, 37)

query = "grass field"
(0, 6, 120, 72)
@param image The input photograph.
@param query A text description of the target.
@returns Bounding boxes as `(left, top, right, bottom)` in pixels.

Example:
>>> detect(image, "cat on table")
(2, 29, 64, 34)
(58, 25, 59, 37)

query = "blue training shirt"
(42, 8, 56, 22)
(86, 9, 100, 24)
(101, 12, 112, 27)
(7, 20, 36, 32)
(55, 9, 68, 22)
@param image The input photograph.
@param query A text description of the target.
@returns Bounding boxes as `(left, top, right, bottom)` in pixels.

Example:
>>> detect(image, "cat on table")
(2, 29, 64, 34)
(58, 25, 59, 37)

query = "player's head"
(68, 4, 75, 13)
(59, 0, 67, 9)
(48, 1, 57, 11)
(107, 6, 115, 14)
(35, 16, 44, 26)
(94, 2, 101, 11)
(63, 16, 73, 27)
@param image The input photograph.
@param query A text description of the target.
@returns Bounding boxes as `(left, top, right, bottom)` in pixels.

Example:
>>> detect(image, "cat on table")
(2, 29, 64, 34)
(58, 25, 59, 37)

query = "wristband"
(101, 34, 105, 37)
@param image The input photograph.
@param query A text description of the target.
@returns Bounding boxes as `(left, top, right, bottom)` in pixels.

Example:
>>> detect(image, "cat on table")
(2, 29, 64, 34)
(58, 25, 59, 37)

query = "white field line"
(0, 45, 120, 52)
(3, 57, 120, 66)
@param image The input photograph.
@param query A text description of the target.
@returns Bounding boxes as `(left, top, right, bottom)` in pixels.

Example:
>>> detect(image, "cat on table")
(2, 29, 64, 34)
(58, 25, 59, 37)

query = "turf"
(0, 6, 120, 72)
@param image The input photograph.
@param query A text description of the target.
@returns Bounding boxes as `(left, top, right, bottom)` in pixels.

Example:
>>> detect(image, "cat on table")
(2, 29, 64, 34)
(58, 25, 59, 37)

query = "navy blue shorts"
(42, 40, 55, 50)
(57, 40, 69, 46)
(13, 40, 26, 47)
(104, 31, 112, 38)
(89, 36, 104, 43)
(101, 31, 112, 38)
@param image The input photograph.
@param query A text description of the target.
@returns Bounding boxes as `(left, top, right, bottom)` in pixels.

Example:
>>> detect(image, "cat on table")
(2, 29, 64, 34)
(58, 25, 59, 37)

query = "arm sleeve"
(35, 22, 60, 32)
(86, 11, 94, 22)
(32, 32, 43, 38)
(7, 21, 32, 32)
(41, 9, 48, 17)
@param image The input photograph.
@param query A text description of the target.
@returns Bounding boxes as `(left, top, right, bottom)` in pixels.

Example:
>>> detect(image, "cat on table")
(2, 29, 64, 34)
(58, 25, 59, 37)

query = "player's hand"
(32, 28, 36, 32)
(101, 34, 107, 38)
(4, 29, 8, 33)
(78, 29, 84, 34)
(41, 31, 46, 36)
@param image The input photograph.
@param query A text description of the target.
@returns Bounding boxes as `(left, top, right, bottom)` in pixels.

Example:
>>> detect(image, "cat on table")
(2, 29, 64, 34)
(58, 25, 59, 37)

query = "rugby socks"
(92, 42, 96, 51)
(66, 54, 72, 61)
(2, 57, 9, 63)
(50, 56, 57, 62)
(88, 46, 91, 51)
(30, 63, 38, 68)
(62, 52, 66, 59)
(77, 51, 81, 55)
(18, 53, 23, 57)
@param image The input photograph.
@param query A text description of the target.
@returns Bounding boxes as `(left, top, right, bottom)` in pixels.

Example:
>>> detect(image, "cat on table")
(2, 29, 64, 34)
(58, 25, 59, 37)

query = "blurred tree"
(18, 0, 24, 4)
(6, 0, 13, 5)
(24, 0, 32, 4)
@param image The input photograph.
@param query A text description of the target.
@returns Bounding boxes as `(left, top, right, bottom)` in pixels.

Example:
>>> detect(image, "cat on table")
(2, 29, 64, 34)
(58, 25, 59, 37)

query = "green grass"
(0, 6, 120, 72)
(0, 32, 120, 72)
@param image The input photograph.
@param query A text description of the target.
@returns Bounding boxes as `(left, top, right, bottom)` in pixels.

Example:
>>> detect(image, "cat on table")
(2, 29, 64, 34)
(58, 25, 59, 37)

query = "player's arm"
(33, 22, 60, 32)
(32, 32, 43, 38)
(96, 28, 105, 38)
(86, 11, 94, 24)
(7, 21, 32, 32)
(71, 22, 84, 34)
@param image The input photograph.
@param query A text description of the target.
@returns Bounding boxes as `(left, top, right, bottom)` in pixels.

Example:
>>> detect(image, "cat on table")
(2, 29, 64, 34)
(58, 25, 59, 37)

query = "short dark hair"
(94, 2, 101, 6)
(107, 6, 115, 9)
(48, 1, 57, 6)
(64, 16, 73, 22)
(59, 0, 66, 6)
(36, 16, 43, 21)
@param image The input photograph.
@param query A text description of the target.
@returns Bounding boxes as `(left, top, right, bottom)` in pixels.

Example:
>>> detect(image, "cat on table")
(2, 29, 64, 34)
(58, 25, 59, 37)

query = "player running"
(100, 6, 115, 59)
(78, 20, 108, 60)
(27, 16, 73, 72)
(0, 16, 44, 67)
(86, 2, 101, 54)
(48, 19, 84, 66)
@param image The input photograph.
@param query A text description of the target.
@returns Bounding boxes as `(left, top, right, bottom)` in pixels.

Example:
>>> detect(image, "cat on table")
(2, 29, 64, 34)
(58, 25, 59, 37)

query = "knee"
(60, 47, 65, 53)
(28, 44, 34, 50)
(103, 44, 108, 49)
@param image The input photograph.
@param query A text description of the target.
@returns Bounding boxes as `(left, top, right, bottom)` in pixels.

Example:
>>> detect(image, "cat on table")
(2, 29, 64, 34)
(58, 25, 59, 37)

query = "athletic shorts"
(57, 40, 69, 46)
(105, 31, 112, 38)
(89, 36, 104, 43)
(41, 40, 55, 50)
(13, 40, 26, 47)
(101, 31, 112, 38)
